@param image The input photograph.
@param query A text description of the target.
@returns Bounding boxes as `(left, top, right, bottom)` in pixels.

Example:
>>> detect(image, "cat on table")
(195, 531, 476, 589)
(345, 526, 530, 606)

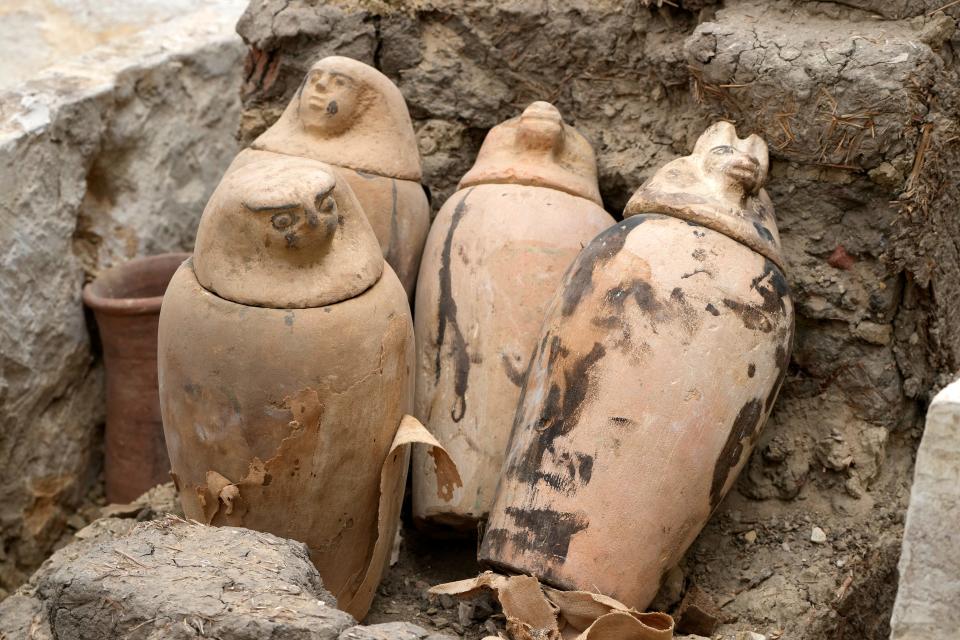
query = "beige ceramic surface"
(460, 101, 603, 205)
(479, 124, 794, 610)
(412, 102, 614, 529)
(340, 168, 430, 296)
(252, 56, 429, 296)
(159, 158, 416, 620)
(194, 149, 382, 308)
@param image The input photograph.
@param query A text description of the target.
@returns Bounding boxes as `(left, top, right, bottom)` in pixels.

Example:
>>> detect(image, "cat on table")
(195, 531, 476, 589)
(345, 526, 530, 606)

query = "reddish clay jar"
(480, 123, 794, 609)
(83, 253, 189, 504)
(412, 102, 614, 530)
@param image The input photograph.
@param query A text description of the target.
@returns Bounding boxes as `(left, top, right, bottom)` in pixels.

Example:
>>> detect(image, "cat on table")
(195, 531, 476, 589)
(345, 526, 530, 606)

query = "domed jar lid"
(624, 121, 785, 271)
(459, 101, 603, 206)
(192, 154, 383, 309)
(252, 56, 422, 181)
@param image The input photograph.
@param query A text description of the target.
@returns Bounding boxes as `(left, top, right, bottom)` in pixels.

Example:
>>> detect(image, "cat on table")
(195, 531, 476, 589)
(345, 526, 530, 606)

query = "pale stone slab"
(890, 379, 960, 639)
(0, 0, 245, 595)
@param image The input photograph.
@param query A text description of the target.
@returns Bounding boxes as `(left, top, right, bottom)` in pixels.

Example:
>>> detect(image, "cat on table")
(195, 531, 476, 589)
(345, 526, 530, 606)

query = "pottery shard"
(675, 585, 722, 637)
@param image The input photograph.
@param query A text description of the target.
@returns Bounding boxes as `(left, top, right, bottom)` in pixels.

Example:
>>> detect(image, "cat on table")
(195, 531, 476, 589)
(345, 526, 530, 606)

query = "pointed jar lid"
(459, 101, 603, 206)
(624, 121, 785, 271)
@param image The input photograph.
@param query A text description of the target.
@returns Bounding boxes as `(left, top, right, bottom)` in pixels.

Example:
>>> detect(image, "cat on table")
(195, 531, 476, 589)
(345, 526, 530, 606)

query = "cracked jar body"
(480, 213, 794, 609)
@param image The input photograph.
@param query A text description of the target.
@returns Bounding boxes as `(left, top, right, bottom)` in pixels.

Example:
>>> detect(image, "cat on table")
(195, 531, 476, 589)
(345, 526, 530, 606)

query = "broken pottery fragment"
(412, 101, 615, 529)
(479, 122, 794, 609)
(431, 571, 674, 640)
(158, 152, 459, 620)
(252, 55, 430, 297)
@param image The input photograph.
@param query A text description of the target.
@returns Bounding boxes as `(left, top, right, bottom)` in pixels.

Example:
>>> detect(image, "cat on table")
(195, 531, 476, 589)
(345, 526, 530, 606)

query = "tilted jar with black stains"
(253, 56, 430, 298)
(479, 122, 794, 610)
(412, 101, 615, 530)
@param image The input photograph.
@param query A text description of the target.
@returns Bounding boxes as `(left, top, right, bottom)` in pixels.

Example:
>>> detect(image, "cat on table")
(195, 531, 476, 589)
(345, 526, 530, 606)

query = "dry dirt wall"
(236, 1, 960, 637)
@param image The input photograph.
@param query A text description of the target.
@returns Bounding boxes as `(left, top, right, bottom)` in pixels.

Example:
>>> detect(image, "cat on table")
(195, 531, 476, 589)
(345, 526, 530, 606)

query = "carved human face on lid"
(694, 121, 769, 201)
(297, 64, 367, 135)
(515, 101, 564, 152)
(252, 56, 422, 180)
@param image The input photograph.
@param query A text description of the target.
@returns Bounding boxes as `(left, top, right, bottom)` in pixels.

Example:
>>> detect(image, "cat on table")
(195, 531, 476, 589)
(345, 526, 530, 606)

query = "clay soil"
(365, 423, 918, 640)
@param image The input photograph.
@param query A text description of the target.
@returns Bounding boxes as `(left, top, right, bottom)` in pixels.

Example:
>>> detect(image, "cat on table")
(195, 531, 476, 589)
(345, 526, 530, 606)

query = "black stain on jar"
(385, 178, 401, 268)
(326, 100, 338, 115)
(500, 353, 527, 388)
(748, 363, 756, 378)
(508, 339, 606, 493)
(561, 216, 654, 318)
(753, 221, 775, 242)
(705, 303, 720, 316)
(482, 506, 589, 562)
(723, 261, 790, 334)
(534, 451, 595, 493)
(751, 259, 790, 314)
(436, 189, 475, 422)
(709, 398, 764, 511)
(765, 339, 793, 413)
(722, 298, 773, 333)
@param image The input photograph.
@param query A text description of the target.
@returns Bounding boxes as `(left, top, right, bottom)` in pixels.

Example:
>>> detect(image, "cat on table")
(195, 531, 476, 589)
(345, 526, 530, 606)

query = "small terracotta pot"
(412, 102, 615, 530)
(83, 252, 189, 504)
(480, 123, 795, 609)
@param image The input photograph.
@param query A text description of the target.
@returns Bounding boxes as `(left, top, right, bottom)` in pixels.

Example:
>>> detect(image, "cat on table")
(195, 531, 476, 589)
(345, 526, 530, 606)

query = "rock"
(0, 514, 448, 640)
(650, 564, 686, 612)
(0, 0, 245, 594)
(810, 527, 828, 544)
(890, 379, 960, 639)
(675, 584, 723, 637)
(743, 530, 758, 544)
(0, 515, 355, 638)
(340, 622, 452, 640)
(736, 633, 767, 640)
(0, 594, 53, 640)
(99, 482, 182, 520)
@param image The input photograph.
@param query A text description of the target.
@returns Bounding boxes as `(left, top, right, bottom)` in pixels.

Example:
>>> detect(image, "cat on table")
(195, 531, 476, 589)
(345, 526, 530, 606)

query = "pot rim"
(83, 252, 191, 316)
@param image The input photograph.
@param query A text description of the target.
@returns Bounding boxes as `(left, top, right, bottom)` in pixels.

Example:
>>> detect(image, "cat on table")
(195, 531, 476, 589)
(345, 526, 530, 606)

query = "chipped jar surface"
(480, 123, 794, 609)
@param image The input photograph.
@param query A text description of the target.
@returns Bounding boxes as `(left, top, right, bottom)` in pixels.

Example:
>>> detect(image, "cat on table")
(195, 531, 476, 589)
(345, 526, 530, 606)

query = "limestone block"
(0, 0, 245, 594)
(890, 379, 960, 639)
